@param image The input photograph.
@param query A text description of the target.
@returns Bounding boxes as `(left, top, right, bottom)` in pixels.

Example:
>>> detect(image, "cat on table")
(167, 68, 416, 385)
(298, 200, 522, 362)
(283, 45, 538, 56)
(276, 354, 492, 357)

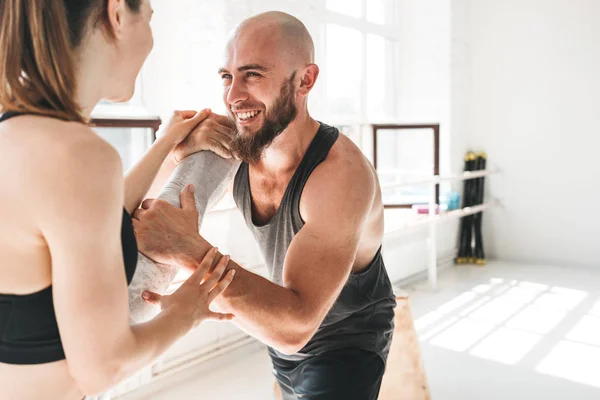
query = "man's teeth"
(237, 111, 260, 120)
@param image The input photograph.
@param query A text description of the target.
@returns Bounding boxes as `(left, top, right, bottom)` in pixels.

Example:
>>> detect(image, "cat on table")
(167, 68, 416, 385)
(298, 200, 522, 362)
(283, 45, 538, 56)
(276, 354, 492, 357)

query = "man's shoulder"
(301, 129, 376, 208)
(317, 129, 375, 186)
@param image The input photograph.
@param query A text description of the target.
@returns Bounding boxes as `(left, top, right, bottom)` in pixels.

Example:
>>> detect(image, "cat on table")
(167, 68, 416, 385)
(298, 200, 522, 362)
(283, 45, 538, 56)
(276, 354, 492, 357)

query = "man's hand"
(132, 184, 210, 269)
(172, 112, 236, 162)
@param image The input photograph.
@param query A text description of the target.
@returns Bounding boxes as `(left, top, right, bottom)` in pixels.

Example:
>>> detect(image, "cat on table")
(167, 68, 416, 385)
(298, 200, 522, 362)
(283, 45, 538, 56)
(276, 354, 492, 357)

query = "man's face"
(219, 36, 298, 164)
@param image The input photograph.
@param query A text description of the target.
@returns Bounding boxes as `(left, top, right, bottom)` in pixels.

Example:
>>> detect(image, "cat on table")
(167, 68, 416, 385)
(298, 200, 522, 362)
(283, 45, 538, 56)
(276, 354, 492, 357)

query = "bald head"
(220, 11, 320, 155)
(230, 11, 315, 66)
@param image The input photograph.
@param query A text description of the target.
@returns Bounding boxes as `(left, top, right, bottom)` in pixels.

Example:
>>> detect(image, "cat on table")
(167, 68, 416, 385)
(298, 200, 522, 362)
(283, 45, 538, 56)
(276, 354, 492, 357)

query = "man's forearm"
(220, 261, 313, 353)
(183, 244, 314, 354)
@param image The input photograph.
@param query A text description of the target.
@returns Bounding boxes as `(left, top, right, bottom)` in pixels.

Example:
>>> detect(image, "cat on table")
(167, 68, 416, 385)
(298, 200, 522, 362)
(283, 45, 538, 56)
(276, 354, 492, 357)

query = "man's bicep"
(281, 161, 375, 327)
(281, 218, 364, 328)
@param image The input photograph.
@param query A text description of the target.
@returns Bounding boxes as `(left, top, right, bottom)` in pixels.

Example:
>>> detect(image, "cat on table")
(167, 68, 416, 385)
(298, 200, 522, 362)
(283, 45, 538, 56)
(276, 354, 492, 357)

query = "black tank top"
(233, 122, 396, 362)
(0, 111, 138, 365)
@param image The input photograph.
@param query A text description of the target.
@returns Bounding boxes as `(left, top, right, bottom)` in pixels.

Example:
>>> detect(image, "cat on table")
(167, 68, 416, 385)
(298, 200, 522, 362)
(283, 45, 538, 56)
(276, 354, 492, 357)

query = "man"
(133, 11, 396, 400)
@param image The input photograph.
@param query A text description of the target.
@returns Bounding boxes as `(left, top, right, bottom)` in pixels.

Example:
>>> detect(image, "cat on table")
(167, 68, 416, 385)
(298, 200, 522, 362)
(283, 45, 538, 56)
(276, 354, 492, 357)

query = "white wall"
(396, 0, 453, 174)
(450, 0, 472, 175)
(389, 0, 459, 277)
(457, 0, 600, 267)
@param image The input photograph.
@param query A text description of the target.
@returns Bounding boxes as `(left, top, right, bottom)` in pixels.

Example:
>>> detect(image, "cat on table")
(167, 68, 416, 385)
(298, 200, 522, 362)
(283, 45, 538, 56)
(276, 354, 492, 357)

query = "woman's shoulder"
(3, 114, 112, 150)
(0, 114, 124, 229)
(1, 114, 121, 174)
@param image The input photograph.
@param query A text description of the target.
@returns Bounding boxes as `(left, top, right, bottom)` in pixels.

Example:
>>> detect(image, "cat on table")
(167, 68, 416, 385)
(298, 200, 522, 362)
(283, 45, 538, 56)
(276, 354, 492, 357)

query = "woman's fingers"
(207, 269, 236, 303)
(202, 255, 230, 289)
(207, 139, 233, 159)
(141, 291, 162, 306)
(205, 312, 235, 321)
(187, 247, 219, 285)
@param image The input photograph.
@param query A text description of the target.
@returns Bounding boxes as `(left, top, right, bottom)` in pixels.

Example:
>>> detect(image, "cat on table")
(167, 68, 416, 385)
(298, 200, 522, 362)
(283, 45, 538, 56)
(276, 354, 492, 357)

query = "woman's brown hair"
(0, 0, 142, 122)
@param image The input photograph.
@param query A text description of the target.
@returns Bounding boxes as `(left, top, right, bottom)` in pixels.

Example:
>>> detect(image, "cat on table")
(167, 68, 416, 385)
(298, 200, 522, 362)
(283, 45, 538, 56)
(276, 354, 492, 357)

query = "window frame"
(318, 0, 401, 125)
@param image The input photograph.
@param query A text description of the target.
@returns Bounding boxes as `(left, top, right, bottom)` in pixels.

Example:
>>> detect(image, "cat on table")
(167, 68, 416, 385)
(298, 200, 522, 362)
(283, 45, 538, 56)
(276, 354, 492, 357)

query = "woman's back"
(0, 114, 59, 295)
(0, 114, 118, 399)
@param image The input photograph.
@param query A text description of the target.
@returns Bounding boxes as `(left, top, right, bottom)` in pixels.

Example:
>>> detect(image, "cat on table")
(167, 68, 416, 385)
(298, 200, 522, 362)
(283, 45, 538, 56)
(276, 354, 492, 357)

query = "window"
(325, 24, 363, 118)
(92, 126, 155, 171)
(316, 0, 398, 127)
(326, 0, 362, 19)
(366, 33, 390, 121)
(374, 125, 440, 207)
(367, 0, 392, 25)
(320, 0, 438, 205)
(90, 72, 158, 171)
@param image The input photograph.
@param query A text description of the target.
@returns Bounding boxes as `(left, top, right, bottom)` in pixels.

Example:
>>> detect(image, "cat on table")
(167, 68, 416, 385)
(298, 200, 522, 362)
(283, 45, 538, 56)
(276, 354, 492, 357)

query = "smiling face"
(226, 70, 298, 164)
(219, 12, 319, 164)
(219, 31, 300, 163)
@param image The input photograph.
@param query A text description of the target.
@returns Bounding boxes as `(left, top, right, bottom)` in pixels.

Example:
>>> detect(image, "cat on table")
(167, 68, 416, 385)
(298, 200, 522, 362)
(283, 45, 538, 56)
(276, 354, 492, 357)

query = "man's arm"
(153, 155, 376, 354)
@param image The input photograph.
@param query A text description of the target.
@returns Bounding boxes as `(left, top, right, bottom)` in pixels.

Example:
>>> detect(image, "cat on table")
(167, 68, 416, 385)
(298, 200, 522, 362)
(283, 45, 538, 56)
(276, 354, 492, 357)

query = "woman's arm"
(37, 125, 234, 395)
(123, 110, 210, 214)
(142, 112, 236, 202)
(124, 110, 235, 214)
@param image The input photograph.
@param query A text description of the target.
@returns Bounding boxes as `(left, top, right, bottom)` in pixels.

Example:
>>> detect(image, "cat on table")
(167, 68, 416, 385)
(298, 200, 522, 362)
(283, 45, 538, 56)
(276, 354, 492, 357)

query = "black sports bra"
(0, 111, 138, 365)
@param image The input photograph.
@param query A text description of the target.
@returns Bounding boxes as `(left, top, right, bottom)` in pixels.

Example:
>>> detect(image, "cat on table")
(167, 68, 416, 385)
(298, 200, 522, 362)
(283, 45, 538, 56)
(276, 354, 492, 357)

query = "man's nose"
(226, 78, 249, 106)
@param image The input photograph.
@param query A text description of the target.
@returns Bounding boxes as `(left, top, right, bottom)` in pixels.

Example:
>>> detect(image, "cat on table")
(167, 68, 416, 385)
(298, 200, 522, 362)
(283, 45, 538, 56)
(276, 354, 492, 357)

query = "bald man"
(134, 11, 396, 400)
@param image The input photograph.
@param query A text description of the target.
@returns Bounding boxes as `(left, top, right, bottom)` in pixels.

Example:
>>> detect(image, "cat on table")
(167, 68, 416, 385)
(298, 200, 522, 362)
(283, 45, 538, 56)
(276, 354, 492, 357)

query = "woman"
(0, 0, 235, 398)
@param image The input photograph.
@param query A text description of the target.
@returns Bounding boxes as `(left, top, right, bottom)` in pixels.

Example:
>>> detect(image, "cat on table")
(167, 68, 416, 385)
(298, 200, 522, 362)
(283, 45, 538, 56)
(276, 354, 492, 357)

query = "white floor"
(146, 345, 275, 400)
(132, 261, 600, 399)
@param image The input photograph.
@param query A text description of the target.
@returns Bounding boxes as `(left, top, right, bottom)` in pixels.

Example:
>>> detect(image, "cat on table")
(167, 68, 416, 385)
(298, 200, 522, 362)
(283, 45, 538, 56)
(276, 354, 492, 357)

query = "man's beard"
(229, 72, 298, 164)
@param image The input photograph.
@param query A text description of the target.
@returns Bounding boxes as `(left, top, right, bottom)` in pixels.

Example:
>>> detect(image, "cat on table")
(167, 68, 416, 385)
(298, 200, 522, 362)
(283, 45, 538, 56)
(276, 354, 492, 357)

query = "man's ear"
(297, 64, 320, 96)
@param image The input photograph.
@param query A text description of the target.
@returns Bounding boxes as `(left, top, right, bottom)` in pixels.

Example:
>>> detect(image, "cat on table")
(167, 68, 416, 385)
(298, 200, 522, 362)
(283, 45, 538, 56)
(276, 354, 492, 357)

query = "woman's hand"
(161, 109, 212, 148)
(172, 112, 235, 161)
(142, 247, 236, 327)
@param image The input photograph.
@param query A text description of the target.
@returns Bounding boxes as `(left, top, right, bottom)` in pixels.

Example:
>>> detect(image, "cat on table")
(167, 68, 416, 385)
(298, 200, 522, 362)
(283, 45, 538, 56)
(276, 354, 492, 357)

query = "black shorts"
(271, 348, 386, 400)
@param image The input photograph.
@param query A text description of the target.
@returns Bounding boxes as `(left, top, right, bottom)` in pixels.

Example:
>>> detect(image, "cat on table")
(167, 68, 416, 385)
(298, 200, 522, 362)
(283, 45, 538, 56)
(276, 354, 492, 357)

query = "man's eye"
(221, 74, 232, 80)
(247, 72, 261, 78)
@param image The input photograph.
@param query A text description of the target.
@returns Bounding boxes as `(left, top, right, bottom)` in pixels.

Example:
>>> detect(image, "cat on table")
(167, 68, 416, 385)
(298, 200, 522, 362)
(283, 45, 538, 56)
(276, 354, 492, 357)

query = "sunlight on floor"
(536, 341, 600, 388)
(415, 276, 600, 388)
(469, 327, 541, 364)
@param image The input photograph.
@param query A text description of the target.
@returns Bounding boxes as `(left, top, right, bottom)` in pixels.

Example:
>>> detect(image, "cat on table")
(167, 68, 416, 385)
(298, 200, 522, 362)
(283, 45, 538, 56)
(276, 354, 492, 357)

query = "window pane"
(326, 24, 363, 119)
(367, 34, 389, 121)
(93, 127, 153, 171)
(377, 129, 435, 205)
(367, 0, 393, 25)
(326, 0, 362, 19)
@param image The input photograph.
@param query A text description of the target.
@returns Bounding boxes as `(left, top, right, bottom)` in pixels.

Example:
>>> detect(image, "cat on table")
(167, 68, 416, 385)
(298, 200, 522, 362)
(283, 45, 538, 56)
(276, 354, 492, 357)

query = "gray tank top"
(233, 122, 396, 362)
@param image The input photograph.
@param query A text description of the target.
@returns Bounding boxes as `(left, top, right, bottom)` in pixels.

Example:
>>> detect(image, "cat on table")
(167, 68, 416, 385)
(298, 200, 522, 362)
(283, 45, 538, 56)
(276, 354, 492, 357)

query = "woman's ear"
(105, 0, 126, 39)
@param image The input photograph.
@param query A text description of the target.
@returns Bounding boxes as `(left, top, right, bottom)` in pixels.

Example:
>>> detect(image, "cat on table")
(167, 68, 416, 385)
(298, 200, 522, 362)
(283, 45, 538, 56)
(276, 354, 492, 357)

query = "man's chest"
(248, 170, 295, 226)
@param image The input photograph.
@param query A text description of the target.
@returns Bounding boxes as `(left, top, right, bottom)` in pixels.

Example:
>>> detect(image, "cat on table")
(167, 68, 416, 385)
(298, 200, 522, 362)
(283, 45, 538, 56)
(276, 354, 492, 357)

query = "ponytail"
(0, 0, 144, 121)
(0, 0, 83, 122)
